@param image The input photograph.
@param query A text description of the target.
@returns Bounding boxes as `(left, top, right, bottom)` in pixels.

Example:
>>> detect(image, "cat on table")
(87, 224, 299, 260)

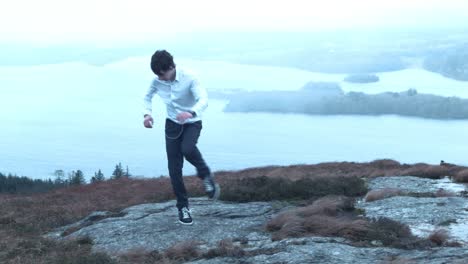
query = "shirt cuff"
(143, 110, 152, 118)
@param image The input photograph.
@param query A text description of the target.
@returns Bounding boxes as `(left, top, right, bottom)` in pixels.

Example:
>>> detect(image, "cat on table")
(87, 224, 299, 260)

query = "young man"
(142, 50, 220, 225)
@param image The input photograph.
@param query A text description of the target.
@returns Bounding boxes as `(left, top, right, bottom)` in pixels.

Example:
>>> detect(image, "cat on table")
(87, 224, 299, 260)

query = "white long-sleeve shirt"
(142, 67, 208, 124)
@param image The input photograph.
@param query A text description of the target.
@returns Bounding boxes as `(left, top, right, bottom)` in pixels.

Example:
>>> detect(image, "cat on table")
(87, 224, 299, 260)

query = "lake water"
(1, 58, 468, 181)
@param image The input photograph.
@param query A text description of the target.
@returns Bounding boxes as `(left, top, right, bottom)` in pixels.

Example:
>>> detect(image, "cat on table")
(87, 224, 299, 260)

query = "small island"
(223, 88, 468, 120)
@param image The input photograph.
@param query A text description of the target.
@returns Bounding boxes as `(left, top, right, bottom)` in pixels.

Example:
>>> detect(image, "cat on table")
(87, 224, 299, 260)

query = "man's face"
(157, 67, 175, 81)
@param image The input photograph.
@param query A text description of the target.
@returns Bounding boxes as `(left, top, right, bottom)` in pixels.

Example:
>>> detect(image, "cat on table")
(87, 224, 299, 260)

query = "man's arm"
(189, 76, 208, 117)
(142, 80, 158, 117)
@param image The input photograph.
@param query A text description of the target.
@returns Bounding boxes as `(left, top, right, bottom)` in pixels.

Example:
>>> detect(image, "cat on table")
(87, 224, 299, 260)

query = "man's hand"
(143, 114, 154, 128)
(176, 111, 193, 123)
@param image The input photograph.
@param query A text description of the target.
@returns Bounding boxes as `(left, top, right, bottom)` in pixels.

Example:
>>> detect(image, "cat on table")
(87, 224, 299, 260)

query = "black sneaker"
(178, 206, 193, 225)
(203, 173, 221, 200)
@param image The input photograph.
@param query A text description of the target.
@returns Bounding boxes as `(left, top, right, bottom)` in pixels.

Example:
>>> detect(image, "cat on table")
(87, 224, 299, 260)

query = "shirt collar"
(154, 68, 180, 84)
(174, 68, 181, 82)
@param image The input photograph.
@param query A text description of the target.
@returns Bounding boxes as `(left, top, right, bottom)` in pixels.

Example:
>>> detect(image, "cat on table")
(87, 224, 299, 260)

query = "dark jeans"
(165, 118, 211, 210)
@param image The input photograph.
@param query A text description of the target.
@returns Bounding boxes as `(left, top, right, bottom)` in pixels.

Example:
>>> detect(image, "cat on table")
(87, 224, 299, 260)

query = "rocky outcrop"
(357, 176, 468, 245)
(44, 176, 468, 263)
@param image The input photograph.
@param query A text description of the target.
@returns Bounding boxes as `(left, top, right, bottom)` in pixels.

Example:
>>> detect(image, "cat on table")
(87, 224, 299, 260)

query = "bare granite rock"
(187, 237, 468, 264)
(44, 198, 276, 255)
(364, 175, 467, 195)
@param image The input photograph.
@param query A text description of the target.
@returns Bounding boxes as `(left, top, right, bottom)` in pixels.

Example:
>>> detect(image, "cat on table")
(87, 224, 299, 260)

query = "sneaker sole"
(209, 183, 221, 200)
(178, 220, 193, 225)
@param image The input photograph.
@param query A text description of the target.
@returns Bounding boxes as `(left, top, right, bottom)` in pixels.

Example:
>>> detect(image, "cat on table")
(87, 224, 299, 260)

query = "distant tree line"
(0, 162, 132, 195)
(224, 88, 468, 120)
(0, 173, 57, 194)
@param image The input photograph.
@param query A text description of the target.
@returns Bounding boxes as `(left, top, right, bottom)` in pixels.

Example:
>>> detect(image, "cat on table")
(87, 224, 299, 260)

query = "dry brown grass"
(434, 188, 458, 197)
(364, 187, 457, 202)
(213, 159, 468, 183)
(204, 238, 246, 259)
(295, 195, 355, 217)
(264, 195, 456, 249)
(400, 164, 452, 179)
(428, 228, 449, 246)
(116, 247, 159, 264)
(266, 195, 365, 241)
(364, 188, 406, 202)
(117, 240, 203, 264)
(0, 176, 206, 263)
(219, 175, 367, 202)
(0, 234, 115, 264)
(0, 176, 203, 236)
(164, 240, 202, 261)
(454, 169, 468, 183)
(427, 227, 463, 247)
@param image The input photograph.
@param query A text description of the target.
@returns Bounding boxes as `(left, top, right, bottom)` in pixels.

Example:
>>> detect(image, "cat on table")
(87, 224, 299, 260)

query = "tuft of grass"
(454, 169, 468, 183)
(163, 240, 202, 262)
(204, 238, 246, 259)
(364, 188, 405, 202)
(119, 240, 204, 264)
(434, 189, 457, 197)
(2, 235, 116, 264)
(117, 247, 167, 264)
(428, 228, 449, 246)
(265, 195, 450, 249)
(364, 188, 458, 202)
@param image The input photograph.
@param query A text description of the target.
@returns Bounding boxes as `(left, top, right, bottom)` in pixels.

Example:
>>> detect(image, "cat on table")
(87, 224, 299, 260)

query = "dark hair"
(150, 50, 175, 75)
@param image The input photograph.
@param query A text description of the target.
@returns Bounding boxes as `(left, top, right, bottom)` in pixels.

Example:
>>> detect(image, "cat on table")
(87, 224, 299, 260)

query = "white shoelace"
(182, 207, 191, 219)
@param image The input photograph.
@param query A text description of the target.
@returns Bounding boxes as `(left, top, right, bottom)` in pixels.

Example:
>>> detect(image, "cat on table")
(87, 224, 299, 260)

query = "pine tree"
(92, 169, 105, 182)
(69, 170, 86, 185)
(112, 162, 124, 179)
(53, 169, 65, 185)
(124, 165, 131, 177)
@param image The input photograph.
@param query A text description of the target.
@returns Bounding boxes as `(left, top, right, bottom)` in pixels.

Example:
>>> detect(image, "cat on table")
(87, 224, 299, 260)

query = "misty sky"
(1, 0, 467, 44)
